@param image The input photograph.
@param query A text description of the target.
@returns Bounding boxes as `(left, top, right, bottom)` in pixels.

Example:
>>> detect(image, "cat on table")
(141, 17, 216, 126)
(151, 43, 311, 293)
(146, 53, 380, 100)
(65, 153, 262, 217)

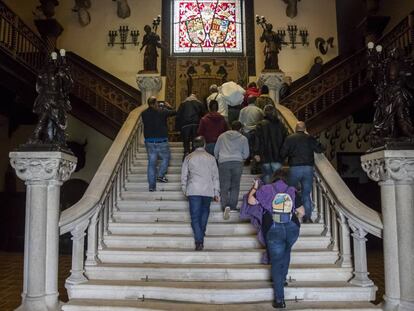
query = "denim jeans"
(145, 141, 171, 190)
(218, 161, 243, 210)
(188, 196, 212, 243)
(262, 162, 282, 184)
(287, 165, 314, 219)
(205, 143, 215, 156)
(266, 221, 300, 302)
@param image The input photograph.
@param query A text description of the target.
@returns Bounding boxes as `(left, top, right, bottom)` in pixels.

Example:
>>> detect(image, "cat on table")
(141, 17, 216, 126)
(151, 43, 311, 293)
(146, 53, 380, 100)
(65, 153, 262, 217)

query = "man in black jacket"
(254, 104, 288, 184)
(141, 96, 176, 192)
(280, 121, 325, 222)
(176, 93, 205, 158)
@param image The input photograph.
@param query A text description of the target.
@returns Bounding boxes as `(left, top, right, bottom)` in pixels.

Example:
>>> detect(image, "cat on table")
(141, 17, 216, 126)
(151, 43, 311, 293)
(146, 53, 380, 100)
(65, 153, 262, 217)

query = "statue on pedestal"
(140, 20, 162, 72)
(367, 44, 414, 148)
(256, 16, 283, 71)
(27, 50, 73, 150)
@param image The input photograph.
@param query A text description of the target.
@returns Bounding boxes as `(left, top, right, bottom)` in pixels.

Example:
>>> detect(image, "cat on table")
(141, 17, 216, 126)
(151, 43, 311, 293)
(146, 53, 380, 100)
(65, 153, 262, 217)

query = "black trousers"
(181, 124, 198, 155)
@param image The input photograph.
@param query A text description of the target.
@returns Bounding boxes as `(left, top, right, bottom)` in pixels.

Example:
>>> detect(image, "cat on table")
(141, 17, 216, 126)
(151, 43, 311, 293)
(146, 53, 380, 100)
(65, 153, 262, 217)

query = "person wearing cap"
(141, 96, 176, 192)
(206, 84, 227, 120)
(181, 136, 220, 251)
(254, 104, 288, 184)
(280, 121, 325, 222)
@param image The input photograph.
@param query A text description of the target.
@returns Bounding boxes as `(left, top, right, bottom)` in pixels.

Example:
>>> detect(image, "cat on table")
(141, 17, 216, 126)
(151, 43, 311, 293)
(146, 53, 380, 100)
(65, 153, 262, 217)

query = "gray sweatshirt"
(181, 148, 220, 197)
(214, 130, 249, 163)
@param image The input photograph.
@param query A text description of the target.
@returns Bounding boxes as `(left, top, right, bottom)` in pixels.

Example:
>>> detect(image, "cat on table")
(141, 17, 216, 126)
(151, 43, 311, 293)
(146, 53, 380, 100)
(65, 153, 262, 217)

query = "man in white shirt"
(206, 84, 227, 121)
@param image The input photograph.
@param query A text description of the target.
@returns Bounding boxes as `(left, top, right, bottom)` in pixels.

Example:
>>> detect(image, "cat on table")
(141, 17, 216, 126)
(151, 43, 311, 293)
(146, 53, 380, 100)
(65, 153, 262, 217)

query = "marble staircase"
(63, 142, 380, 311)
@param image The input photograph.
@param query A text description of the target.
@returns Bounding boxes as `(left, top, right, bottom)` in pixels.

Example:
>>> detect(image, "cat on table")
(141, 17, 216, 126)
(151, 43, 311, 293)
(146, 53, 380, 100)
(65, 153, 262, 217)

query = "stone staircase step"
(108, 222, 326, 236)
(124, 182, 254, 192)
(127, 174, 258, 183)
(65, 280, 377, 304)
(103, 234, 331, 250)
(115, 200, 224, 211)
(85, 263, 352, 282)
(97, 248, 339, 265)
(120, 191, 246, 202)
(63, 299, 381, 311)
(112, 210, 245, 223)
(130, 166, 253, 174)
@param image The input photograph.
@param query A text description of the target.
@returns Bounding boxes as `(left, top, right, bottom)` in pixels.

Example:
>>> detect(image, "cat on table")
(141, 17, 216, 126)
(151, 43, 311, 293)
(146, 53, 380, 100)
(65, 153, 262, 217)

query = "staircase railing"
(281, 11, 414, 125)
(59, 105, 145, 285)
(0, 1, 47, 72)
(0, 0, 141, 131)
(278, 103, 383, 288)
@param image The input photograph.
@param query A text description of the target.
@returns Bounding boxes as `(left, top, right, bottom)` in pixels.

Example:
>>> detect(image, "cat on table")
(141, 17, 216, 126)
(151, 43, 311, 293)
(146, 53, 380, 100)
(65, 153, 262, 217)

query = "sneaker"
(157, 176, 168, 183)
(223, 206, 231, 220)
(149, 188, 156, 192)
(272, 300, 286, 309)
(195, 242, 203, 251)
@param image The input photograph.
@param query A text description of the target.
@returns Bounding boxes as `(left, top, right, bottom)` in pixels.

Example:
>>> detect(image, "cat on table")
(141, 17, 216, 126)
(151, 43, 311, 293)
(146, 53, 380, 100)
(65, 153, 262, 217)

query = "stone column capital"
(257, 71, 286, 91)
(361, 150, 414, 183)
(136, 73, 162, 94)
(9, 151, 77, 183)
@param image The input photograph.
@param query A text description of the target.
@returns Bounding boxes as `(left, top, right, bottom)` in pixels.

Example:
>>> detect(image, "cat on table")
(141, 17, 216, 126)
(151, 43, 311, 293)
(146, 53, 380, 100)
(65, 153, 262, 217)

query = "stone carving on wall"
(114, 0, 131, 19)
(315, 37, 334, 55)
(72, 0, 91, 27)
(282, 0, 301, 18)
(317, 116, 371, 163)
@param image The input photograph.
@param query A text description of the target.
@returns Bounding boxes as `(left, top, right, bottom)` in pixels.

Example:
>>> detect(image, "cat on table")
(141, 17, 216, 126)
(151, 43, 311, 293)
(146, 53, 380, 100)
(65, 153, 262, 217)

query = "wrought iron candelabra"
(108, 25, 140, 49)
(255, 15, 309, 49)
(152, 15, 161, 33)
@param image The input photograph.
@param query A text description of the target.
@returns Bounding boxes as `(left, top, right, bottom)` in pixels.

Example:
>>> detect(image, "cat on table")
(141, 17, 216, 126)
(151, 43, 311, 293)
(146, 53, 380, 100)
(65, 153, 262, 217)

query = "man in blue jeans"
(254, 104, 288, 184)
(141, 96, 176, 192)
(280, 121, 325, 222)
(181, 136, 220, 250)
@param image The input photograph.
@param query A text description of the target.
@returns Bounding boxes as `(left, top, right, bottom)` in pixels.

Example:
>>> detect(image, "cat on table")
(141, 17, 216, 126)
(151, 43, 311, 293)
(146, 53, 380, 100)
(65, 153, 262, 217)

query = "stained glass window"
(172, 0, 244, 54)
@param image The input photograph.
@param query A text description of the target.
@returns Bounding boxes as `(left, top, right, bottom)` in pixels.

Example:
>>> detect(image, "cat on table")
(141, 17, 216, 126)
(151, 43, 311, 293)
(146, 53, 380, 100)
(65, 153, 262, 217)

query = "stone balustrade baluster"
(66, 221, 89, 285)
(85, 214, 99, 266)
(337, 212, 353, 268)
(330, 207, 339, 252)
(349, 224, 374, 287)
(323, 194, 332, 238)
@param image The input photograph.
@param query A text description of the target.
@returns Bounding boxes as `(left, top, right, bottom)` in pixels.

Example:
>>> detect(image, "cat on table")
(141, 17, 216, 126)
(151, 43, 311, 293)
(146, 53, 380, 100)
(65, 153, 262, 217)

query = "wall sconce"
(152, 15, 161, 32)
(256, 15, 309, 49)
(108, 26, 140, 49)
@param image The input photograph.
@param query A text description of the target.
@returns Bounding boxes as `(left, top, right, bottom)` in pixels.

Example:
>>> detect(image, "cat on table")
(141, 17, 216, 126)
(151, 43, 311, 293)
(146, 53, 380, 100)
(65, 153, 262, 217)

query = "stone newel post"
(9, 151, 77, 311)
(136, 73, 162, 105)
(257, 71, 285, 104)
(361, 150, 414, 311)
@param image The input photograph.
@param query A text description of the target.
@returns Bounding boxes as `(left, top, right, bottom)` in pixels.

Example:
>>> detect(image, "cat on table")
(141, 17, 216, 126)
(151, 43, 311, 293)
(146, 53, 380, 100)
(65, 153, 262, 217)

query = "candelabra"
(108, 26, 140, 49)
(152, 15, 161, 33)
(256, 15, 309, 49)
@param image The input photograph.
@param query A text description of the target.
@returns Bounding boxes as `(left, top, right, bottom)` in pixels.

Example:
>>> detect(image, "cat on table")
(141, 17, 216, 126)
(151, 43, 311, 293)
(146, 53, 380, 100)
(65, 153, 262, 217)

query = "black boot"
(272, 299, 286, 309)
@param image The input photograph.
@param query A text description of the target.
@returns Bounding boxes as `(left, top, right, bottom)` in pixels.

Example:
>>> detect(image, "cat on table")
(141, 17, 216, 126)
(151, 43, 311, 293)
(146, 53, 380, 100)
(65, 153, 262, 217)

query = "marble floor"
(0, 251, 385, 311)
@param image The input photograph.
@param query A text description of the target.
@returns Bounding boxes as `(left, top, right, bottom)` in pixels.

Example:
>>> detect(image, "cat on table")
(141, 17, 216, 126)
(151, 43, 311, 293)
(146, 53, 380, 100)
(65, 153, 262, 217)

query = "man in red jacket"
(198, 100, 228, 155)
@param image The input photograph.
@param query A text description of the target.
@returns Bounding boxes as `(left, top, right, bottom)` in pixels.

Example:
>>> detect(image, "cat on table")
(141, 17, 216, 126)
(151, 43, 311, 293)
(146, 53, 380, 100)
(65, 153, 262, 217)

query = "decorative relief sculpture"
(367, 43, 414, 148)
(72, 0, 91, 26)
(26, 50, 73, 151)
(282, 0, 301, 19)
(114, 0, 131, 19)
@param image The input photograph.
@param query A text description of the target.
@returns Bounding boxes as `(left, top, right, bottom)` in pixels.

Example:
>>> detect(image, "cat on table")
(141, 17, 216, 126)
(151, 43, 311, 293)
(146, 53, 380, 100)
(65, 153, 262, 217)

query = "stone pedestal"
(361, 150, 414, 311)
(9, 152, 77, 311)
(136, 73, 162, 105)
(257, 71, 285, 104)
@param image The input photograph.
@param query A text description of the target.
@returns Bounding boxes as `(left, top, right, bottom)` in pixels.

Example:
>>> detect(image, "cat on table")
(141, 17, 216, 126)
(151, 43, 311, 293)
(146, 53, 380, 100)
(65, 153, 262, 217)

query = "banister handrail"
(281, 10, 413, 117)
(277, 103, 383, 238)
(59, 105, 146, 234)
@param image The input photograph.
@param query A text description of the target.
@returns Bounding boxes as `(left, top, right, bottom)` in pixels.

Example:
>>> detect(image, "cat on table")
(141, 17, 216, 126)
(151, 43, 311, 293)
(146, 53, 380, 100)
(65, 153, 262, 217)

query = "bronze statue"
(28, 51, 73, 148)
(368, 46, 414, 147)
(260, 23, 282, 71)
(140, 25, 162, 72)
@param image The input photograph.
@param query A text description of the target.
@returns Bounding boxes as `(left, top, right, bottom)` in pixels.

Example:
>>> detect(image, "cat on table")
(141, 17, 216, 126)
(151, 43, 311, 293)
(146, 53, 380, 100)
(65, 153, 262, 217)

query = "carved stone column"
(9, 151, 77, 311)
(361, 150, 414, 311)
(136, 73, 162, 105)
(257, 71, 285, 104)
